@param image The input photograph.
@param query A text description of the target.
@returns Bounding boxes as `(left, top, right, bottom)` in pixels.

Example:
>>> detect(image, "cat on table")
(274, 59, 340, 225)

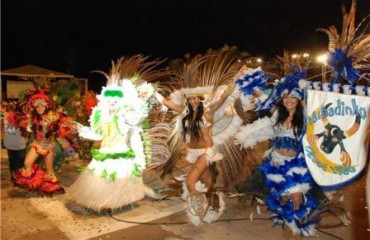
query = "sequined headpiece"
(28, 91, 52, 108)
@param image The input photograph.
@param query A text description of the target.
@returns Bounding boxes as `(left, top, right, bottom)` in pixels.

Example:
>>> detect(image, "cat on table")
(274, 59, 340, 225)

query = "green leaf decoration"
(93, 110, 101, 128)
(91, 147, 135, 161)
(110, 172, 117, 181)
(101, 169, 109, 179)
(132, 163, 142, 177)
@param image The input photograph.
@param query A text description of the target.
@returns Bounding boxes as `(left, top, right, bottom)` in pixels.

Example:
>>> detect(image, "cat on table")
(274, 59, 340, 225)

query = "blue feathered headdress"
(327, 48, 359, 84)
(236, 67, 269, 95)
(259, 68, 306, 111)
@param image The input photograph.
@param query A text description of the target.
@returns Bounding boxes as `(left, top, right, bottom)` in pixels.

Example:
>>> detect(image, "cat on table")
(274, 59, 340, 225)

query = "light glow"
(316, 54, 328, 64)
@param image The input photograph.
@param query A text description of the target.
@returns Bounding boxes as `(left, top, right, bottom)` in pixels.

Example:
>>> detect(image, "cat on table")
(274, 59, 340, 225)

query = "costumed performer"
(14, 89, 72, 195)
(235, 67, 319, 237)
(155, 48, 246, 225)
(69, 56, 166, 212)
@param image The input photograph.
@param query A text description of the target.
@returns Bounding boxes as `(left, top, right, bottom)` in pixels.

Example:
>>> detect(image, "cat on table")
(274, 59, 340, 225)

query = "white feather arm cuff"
(236, 117, 275, 149)
(79, 126, 103, 141)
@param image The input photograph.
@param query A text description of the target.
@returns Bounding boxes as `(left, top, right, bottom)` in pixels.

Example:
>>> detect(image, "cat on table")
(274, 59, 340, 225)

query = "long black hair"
(181, 100, 205, 142)
(274, 97, 304, 138)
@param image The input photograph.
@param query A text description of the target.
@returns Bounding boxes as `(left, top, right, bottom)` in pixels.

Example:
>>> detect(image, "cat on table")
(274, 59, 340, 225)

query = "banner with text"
(303, 89, 370, 190)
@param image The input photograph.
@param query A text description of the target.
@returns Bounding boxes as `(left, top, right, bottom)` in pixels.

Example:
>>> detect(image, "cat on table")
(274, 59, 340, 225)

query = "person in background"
(3, 102, 26, 184)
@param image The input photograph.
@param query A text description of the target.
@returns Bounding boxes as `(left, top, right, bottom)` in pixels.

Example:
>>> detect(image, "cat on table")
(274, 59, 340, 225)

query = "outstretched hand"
(236, 65, 247, 79)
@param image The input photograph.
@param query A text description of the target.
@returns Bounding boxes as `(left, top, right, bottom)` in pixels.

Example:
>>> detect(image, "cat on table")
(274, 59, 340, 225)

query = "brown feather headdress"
(316, 0, 370, 79)
(94, 55, 168, 86)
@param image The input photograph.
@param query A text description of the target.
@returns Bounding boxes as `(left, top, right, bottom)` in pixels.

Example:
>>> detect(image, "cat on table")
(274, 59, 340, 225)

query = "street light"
(303, 53, 310, 58)
(316, 54, 327, 64)
(256, 58, 263, 63)
(316, 54, 328, 82)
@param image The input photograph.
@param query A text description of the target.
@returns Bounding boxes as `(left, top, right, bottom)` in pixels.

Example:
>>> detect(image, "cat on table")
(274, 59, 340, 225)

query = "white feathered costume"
(69, 78, 157, 212)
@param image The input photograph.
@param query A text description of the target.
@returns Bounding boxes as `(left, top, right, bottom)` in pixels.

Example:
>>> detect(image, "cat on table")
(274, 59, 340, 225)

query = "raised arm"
(207, 83, 235, 116)
(155, 92, 184, 113)
(207, 65, 246, 115)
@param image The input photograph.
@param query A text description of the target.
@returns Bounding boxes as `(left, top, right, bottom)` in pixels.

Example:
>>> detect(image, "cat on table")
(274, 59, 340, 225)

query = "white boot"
(186, 192, 209, 218)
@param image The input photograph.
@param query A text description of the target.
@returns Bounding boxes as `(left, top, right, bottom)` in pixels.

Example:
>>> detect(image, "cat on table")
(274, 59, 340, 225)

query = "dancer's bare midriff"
(275, 148, 296, 158)
(188, 126, 213, 149)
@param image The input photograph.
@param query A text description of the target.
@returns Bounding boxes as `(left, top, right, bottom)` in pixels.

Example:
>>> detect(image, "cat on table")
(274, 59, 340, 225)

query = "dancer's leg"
(186, 154, 208, 193)
(23, 147, 39, 174)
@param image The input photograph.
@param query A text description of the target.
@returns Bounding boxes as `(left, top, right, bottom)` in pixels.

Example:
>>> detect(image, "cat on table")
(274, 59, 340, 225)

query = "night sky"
(2, 0, 370, 90)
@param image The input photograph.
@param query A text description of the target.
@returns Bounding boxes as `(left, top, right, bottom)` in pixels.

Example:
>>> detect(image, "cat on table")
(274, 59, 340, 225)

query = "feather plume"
(316, 26, 340, 52)
(145, 123, 172, 168)
(167, 46, 243, 91)
(317, 0, 370, 83)
(94, 55, 169, 86)
(197, 46, 244, 90)
(340, 0, 357, 48)
(217, 139, 247, 186)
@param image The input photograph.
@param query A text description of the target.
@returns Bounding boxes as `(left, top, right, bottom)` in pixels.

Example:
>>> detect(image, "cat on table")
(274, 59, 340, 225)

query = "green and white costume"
(69, 80, 155, 212)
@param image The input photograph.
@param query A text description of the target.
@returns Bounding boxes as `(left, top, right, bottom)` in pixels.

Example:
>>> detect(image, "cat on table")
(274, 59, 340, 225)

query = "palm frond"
(178, 54, 211, 89)
(198, 46, 244, 91)
(276, 50, 308, 75)
(340, 0, 357, 49)
(217, 139, 245, 186)
(316, 26, 340, 52)
(94, 55, 169, 86)
(145, 122, 172, 168)
(152, 115, 187, 177)
(166, 46, 243, 92)
(348, 35, 370, 60)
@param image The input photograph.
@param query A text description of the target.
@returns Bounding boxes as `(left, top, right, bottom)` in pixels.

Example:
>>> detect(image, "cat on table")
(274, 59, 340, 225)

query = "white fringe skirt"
(185, 147, 223, 165)
(68, 158, 148, 212)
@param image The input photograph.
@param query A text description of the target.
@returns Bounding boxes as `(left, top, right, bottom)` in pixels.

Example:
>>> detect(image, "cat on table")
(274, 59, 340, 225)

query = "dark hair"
(181, 100, 205, 142)
(274, 97, 304, 138)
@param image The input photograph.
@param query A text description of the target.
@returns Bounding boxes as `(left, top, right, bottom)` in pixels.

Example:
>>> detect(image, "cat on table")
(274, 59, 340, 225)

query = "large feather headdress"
(316, 0, 370, 83)
(166, 46, 244, 105)
(157, 46, 250, 185)
(95, 55, 168, 86)
(247, 52, 307, 111)
(93, 55, 169, 105)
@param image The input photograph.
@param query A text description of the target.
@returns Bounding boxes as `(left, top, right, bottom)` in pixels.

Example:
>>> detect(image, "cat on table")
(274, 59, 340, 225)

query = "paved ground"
(1, 148, 370, 240)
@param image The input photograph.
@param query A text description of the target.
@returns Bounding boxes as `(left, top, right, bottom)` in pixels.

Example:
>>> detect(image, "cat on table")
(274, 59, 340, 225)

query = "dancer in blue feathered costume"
(259, 101, 318, 237)
(235, 67, 319, 237)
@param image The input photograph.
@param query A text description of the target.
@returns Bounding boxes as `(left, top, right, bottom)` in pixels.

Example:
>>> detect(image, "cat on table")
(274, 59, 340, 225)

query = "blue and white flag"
(303, 89, 370, 190)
